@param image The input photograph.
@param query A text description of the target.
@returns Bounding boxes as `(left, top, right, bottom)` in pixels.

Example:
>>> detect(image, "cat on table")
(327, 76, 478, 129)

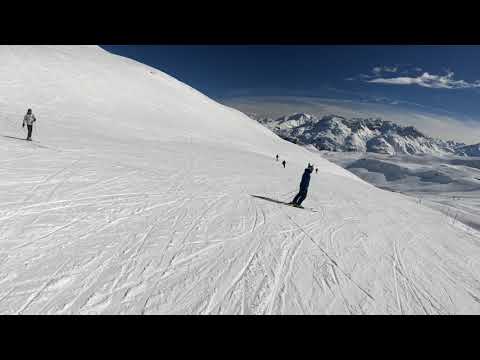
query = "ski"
(250, 195, 320, 213)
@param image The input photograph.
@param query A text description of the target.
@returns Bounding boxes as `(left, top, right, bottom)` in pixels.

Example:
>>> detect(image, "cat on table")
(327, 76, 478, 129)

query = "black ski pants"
(292, 188, 308, 206)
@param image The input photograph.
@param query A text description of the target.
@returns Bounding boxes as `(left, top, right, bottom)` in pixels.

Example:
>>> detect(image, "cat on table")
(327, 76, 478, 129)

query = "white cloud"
(368, 71, 480, 89)
(373, 65, 398, 74)
(349, 65, 480, 90)
(347, 65, 403, 81)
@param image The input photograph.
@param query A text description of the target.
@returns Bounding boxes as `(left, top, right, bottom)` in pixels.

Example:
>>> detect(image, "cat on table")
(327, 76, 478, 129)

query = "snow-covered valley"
(322, 151, 480, 232)
(1, 46, 480, 314)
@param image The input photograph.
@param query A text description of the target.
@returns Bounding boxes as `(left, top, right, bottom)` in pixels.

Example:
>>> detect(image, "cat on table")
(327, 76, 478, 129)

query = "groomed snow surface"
(1, 46, 480, 314)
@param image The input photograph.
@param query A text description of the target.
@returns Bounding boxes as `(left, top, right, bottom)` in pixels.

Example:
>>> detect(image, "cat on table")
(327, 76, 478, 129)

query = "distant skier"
(315, 168, 318, 174)
(276, 154, 279, 161)
(22, 108, 36, 141)
(282, 160, 286, 168)
(289, 164, 314, 208)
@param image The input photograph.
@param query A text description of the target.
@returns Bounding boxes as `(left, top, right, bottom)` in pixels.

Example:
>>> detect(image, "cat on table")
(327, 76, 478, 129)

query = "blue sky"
(101, 45, 480, 143)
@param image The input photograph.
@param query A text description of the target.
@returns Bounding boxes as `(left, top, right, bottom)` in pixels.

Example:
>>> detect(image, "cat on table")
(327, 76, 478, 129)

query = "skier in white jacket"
(22, 109, 36, 141)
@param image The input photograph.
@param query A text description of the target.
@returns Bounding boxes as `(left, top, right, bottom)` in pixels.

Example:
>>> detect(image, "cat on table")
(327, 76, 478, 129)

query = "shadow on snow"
(1, 135, 28, 141)
(250, 195, 290, 205)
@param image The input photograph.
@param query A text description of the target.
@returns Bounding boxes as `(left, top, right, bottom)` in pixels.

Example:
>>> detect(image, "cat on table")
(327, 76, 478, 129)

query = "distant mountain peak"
(248, 112, 469, 156)
(278, 112, 316, 121)
(456, 143, 480, 157)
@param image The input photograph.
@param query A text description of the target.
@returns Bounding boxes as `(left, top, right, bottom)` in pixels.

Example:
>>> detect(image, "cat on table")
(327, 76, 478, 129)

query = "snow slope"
(1, 46, 480, 314)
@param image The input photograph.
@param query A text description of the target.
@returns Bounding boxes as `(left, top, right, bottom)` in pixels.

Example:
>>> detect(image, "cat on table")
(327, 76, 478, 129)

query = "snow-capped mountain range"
(249, 112, 479, 157)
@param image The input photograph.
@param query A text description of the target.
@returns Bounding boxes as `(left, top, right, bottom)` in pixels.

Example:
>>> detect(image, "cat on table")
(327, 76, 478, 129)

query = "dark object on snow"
(282, 160, 286, 168)
(251, 195, 290, 206)
(23, 108, 37, 141)
(290, 164, 314, 207)
(250, 195, 319, 212)
(276, 154, 279, 161)
(315, 168, 318, 174)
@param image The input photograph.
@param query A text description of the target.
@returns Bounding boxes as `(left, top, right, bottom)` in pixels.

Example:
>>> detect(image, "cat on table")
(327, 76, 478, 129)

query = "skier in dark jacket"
(276, 154, 279, 161)
(22, 109, 36, 141)
(289, 164, 314, 208)
(282, 160, 286, 168)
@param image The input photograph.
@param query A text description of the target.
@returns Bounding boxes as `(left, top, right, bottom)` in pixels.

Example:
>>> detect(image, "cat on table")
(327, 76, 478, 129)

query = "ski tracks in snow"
(2, 141, 480, 313)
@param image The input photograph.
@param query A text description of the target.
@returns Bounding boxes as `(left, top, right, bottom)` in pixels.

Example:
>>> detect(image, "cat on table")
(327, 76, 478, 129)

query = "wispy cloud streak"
(368, 71, 480, 89)
(349, 65, 480, 89)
